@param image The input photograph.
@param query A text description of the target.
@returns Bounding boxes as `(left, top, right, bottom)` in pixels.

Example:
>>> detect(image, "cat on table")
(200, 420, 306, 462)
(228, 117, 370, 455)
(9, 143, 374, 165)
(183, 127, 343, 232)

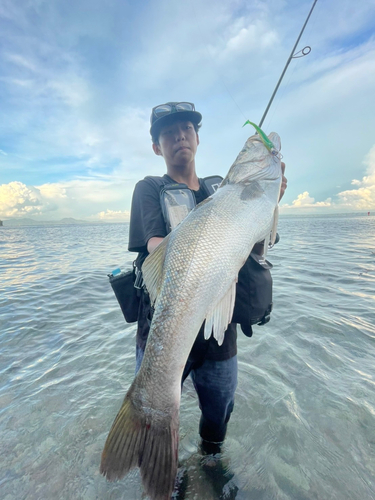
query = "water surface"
(1, 215, 374, 499)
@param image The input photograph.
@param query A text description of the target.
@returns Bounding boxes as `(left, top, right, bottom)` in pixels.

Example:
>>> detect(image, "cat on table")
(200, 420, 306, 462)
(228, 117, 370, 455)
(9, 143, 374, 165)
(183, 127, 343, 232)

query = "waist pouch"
(232, 252, 273, 337)
(109, 252, 272, 331)
(108, 266, 140, 323)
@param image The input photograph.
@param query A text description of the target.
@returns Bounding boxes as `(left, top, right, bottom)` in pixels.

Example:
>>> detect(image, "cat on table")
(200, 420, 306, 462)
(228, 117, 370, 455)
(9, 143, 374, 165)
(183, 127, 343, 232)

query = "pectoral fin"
(262, 205, 279, 256)
(204, 279, 237, 346)
(142, 237, 169, 304)
(270, 205, 279, 247)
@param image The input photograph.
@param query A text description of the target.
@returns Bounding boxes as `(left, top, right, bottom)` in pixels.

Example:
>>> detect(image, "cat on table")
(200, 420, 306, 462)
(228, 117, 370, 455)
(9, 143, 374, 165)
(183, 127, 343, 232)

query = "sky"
(1, 0, 375, 221)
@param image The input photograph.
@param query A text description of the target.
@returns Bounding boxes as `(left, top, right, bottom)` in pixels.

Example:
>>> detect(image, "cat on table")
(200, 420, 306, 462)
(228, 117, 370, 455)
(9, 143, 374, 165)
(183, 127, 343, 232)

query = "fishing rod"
(258, 0, 318, 128)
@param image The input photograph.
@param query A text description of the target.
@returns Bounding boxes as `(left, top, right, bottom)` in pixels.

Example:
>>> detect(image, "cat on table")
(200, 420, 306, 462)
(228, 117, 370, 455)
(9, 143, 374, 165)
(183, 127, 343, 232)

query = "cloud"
(36, 178, 135, 215)
(0, 181, 46, 217)
(95, 209, 130, 222)
(0, 179, 135, 220)
(207, 16, 278, 61)
(281, 191, 332, 210)
(336, 144, 375, 210)
(0, 100, 151, 180)
(281, 144, 375, 212)
(38, 183, 67, 200)
(1, 0, 375, 222)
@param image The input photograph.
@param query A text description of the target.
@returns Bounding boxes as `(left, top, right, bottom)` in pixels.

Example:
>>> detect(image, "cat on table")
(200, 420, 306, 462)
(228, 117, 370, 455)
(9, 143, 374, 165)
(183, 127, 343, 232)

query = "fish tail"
(100, 388, 179, 500)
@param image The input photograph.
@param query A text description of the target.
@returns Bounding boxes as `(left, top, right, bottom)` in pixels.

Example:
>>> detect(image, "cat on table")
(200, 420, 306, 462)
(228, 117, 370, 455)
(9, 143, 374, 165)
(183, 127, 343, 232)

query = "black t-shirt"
(128, 174, 237, 362)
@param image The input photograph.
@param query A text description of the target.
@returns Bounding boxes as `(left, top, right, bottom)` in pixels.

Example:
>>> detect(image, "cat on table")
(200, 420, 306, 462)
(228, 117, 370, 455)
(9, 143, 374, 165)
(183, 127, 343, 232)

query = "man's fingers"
(279, 162, 287, 201)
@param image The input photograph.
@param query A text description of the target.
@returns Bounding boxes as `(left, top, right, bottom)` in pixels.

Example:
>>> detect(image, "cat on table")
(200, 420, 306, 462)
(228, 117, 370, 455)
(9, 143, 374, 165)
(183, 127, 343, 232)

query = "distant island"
(0, 212, 371, 228)
(1, 217, 108, 227)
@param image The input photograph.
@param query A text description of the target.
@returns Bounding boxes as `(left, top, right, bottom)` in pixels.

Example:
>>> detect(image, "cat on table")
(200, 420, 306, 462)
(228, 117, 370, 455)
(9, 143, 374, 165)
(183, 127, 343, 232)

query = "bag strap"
(201, 175, 223, 196)
(158, 175, 224, 233)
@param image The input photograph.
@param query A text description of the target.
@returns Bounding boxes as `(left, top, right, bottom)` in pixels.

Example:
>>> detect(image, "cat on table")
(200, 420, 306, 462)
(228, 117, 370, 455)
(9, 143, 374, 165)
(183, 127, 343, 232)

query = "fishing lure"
(243, 120, 282, 159)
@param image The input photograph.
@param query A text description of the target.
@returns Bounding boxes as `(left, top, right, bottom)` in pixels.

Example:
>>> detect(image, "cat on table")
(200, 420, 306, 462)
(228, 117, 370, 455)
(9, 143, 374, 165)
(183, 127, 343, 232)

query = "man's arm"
(128, 179, 167, 253)
(146, 164, 287, 256)
(147, 237, 164, 254)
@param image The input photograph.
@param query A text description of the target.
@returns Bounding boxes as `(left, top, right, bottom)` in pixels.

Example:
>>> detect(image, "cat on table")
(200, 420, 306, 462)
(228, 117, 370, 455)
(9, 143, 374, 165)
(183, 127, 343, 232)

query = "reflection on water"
(0, 216, 375, 499)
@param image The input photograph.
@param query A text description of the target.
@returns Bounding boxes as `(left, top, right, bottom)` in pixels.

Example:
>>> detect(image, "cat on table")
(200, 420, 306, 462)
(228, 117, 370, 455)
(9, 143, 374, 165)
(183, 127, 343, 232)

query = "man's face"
(152, 120, 199, 168)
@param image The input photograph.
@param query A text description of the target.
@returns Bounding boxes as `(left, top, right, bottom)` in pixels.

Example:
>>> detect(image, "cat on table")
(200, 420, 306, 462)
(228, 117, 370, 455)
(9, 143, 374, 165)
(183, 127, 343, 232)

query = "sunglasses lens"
(153, 104, 173, 118)
(175, 102, 195, 112)
(152, 102, 196, 123)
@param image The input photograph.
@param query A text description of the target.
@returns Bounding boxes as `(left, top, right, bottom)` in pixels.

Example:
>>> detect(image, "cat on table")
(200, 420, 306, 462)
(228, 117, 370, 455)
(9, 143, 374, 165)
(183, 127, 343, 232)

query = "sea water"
(0, 215, 374, 500)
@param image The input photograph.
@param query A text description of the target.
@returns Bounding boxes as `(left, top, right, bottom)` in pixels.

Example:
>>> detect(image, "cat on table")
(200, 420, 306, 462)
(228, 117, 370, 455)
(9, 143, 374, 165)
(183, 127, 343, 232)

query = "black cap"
(150, 102, 202, 140)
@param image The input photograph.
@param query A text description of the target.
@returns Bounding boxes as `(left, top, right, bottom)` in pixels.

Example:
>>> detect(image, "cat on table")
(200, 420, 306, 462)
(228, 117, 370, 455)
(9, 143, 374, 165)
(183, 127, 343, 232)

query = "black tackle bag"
(232, 252, 273, 337)
(108, 265, 140, 323)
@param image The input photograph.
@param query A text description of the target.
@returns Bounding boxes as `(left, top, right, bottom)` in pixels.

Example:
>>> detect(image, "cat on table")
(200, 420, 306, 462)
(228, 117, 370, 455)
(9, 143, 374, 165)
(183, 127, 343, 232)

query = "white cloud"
(0, 100, 151, 178)
(281, 144, 375, 212)
(223, 21, 278, 57)
(5, 52, 38, 72)
(127, 0, 281, 96)
(38, 183, 67, 199)
(281, 191, 332, 210)
(0, 181, 45, 217)
(1, 0, 375, 221)
(0, 179, 135, 220)
(336, 144, 375, 210)
(95, 209, 130, 222)
(2, 44, 91, 110)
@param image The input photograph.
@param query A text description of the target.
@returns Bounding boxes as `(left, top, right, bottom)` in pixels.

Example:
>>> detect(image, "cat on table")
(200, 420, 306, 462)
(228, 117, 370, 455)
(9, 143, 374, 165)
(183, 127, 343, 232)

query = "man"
(128, 102, 287, 457)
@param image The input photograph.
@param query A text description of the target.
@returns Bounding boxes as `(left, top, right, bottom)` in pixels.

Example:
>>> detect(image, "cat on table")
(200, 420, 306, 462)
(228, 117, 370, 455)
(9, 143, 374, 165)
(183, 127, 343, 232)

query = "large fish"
(100, 124, 283, 499)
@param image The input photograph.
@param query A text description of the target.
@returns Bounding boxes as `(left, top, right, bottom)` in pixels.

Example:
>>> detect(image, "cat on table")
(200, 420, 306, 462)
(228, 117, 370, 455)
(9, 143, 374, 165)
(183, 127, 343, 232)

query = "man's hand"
(279, 162, 287, 201)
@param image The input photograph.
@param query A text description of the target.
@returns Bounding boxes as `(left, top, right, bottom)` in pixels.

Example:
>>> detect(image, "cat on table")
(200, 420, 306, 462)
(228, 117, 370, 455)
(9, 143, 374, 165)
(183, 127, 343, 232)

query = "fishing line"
(262, 0, 320, 131)
(262, 53, 299, 132)
(189, 0, 318, 128)
(258, 0, 319, 127)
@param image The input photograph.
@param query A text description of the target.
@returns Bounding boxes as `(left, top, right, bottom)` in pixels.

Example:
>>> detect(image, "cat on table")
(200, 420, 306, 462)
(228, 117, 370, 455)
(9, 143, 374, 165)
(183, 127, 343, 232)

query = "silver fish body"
(100, 132, 282, 500)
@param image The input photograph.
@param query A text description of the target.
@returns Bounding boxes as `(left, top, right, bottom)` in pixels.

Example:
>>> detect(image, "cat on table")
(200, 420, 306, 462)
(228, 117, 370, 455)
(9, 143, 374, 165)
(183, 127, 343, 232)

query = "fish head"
(223, 131, 282, 186)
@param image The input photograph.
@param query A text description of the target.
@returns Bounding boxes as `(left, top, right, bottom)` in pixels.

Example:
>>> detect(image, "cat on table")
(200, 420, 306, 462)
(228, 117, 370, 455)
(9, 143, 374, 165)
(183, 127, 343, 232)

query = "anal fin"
(204, 280, 237, 346)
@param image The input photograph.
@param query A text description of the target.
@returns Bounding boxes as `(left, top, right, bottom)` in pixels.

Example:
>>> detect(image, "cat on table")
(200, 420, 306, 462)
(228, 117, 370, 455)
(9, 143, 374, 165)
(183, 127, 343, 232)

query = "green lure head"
(243, 120, 280, 157)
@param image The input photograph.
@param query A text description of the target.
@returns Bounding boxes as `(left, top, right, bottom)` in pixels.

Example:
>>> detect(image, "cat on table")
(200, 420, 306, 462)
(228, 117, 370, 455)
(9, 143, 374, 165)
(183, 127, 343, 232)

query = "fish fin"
(205, 279, 237, 346)
(100, 384, 180, 500)
(262, 206, 279, 257)
(270, 205, 279, 246)
(204, 315, 214, 341)
(142, 237, 169, 304)
(263, 233, 270, 258)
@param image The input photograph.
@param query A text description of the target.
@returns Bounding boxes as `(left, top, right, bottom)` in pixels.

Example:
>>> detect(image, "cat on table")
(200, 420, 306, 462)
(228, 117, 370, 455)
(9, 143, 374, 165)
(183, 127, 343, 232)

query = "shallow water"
(1, 215, 374, 500)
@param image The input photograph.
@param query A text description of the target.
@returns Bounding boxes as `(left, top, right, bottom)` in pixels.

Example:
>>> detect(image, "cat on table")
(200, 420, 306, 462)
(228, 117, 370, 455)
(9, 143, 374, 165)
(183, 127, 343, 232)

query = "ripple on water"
(1, 218, 375, 499)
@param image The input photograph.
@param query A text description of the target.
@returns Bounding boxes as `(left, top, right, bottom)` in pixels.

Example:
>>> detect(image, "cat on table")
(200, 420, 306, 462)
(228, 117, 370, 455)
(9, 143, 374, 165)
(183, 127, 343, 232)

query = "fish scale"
(100, 130, 282, 500)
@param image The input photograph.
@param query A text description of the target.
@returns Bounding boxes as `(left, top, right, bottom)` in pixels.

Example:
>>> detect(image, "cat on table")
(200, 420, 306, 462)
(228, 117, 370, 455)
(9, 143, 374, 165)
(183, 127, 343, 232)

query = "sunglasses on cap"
(152, 102, 196, 120)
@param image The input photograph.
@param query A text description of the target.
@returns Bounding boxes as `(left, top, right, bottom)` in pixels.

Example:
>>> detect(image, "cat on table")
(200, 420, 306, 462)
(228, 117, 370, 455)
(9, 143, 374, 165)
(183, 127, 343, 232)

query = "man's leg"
(190, 356, 238, 453)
